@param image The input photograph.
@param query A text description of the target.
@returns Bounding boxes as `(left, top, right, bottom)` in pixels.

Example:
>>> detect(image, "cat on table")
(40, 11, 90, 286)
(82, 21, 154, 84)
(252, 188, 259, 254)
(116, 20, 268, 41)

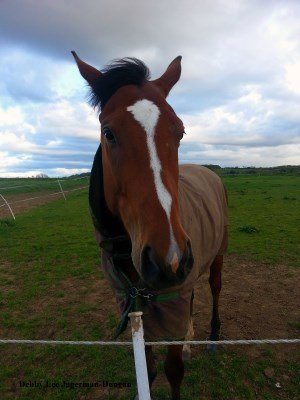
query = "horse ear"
(71, 51, 102, 87)
(152, 56, 182, 97)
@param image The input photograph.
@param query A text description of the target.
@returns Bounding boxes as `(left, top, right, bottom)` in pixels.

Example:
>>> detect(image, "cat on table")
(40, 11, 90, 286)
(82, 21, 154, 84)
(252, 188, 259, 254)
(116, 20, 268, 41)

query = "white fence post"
(57, 180, 66, 201)
(128, 311, 151, 400)
(0, 194, 16, 220)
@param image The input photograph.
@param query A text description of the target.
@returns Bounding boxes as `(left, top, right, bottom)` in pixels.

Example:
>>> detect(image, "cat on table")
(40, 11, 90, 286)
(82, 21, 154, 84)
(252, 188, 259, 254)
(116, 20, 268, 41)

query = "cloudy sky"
(0, 0, 299, 177)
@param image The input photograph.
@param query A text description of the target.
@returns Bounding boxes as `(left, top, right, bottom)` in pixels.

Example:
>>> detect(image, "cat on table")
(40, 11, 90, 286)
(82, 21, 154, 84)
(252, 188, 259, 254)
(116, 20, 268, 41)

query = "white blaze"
(127, 99, 180, 267)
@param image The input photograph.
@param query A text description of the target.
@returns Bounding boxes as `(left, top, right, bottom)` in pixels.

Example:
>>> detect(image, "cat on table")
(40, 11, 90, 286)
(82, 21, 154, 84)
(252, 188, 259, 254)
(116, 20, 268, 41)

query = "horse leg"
(207, 254, 223, 351)
(182, 291, 194, 361)
(164, 344, 184, 400)
(145, 345, 157, 390)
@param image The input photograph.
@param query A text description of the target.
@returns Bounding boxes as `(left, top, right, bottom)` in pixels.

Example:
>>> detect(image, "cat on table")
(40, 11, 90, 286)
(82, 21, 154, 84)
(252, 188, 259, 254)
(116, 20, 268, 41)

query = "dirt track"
(0, 191, 64, 218)
(77, 254, 299, 352)
(193, 255, 299, 344)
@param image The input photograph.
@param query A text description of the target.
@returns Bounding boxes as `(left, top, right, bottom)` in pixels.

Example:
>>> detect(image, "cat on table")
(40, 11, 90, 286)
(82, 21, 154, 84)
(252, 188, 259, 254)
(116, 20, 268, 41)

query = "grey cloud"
(0, 49, 56, 104)
(1, 0, 299, 104)
(0, 1, 290, 68)
(179, 141, 300, 167)
(1, 0, 300, 175)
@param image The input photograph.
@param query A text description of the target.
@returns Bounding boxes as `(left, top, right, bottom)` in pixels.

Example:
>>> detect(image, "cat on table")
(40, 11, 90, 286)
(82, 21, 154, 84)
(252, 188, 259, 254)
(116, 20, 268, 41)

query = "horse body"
(73, 52, 228, 400)
(139, 163, 228, 341)
(178, 164, 228, 278)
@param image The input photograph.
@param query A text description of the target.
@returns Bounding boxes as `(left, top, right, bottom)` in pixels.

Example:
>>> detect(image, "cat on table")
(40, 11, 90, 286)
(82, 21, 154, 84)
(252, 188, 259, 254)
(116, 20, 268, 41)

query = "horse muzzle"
(140, 240, 194, 290)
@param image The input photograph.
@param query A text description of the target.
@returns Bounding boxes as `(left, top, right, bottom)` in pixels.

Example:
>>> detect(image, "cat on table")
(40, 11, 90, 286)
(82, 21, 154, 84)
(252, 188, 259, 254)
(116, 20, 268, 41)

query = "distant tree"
(202, 164, 221, 170)
(35, 173, 49, 178)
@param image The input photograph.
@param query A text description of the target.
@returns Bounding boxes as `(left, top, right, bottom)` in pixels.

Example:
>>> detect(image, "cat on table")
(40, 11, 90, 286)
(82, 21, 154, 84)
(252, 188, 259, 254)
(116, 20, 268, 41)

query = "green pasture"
(222, 174, 299, 268)
(0, 174, 299, 399)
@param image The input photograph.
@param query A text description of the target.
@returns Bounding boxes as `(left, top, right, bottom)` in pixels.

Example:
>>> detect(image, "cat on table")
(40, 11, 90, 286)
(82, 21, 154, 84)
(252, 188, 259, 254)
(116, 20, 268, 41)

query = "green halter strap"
(99, 235, 180, 338)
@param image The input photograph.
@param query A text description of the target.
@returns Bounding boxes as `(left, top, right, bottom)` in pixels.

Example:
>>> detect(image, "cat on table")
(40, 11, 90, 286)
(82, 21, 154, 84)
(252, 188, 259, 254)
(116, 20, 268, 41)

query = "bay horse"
(72, 51, 228, 400)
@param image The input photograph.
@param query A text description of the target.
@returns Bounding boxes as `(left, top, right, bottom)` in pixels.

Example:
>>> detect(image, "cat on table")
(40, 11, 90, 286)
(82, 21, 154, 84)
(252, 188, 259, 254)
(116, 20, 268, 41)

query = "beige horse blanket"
(138, 164, 228, 339)
(92, 162, 228, 340)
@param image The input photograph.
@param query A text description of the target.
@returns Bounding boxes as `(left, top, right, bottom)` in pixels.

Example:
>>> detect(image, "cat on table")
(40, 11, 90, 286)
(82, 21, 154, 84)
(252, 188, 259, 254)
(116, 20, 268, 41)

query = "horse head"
(73, 52, 193, 290)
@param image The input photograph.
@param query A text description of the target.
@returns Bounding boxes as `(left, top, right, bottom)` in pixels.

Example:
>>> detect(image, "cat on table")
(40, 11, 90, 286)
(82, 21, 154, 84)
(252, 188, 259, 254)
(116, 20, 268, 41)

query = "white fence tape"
(1, 314, 299, 400)
(57, 179, 66, 201)
(0, 338, 299, 346)
(0, 186, 88, 219)
(0, 194, 16, 220)
(0, 175, 89, 191)
(8, 186, 88, 205)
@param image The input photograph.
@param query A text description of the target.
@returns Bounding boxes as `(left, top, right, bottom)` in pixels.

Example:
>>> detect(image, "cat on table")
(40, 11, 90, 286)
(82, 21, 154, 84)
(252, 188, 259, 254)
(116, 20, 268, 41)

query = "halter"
(98, 233, 180, 338)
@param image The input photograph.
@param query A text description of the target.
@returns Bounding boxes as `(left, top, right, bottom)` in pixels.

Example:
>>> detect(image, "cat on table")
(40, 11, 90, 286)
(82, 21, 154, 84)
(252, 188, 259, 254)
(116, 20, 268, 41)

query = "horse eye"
(177, 131, 185, 147)
(103, 127, 116, 144)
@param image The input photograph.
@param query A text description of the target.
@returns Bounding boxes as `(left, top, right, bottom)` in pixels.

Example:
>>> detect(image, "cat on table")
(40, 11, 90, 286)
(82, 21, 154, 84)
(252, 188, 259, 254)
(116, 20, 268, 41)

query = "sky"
(0, 0, 299, 177)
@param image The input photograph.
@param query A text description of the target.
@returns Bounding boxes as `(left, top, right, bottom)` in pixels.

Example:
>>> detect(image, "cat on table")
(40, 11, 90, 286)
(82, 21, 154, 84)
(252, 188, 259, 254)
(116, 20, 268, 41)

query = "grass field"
(223, 174, 299, 267)
(0, 174, 299, 399)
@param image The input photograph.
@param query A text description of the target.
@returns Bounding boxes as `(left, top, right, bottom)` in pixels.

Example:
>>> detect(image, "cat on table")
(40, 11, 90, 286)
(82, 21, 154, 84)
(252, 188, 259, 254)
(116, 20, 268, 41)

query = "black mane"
(89, 58, 150, 110)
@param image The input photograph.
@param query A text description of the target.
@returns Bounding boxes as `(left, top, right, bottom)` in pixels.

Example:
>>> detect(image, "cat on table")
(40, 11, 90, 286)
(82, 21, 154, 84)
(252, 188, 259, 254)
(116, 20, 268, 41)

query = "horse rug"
(90, 153, 228, 340)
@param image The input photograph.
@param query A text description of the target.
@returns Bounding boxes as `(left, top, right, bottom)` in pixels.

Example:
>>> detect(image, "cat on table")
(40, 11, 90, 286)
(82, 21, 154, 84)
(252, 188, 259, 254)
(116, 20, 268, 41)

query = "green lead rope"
(113, 292, 136, 339)
(111, 267, 138, 339)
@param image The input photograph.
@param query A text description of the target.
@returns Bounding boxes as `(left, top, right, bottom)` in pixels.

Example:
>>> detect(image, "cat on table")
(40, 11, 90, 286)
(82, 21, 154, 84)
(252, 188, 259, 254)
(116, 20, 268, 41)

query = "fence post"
(0, 194, 16, 220)
(57, 180, 66, 201)
(128, 312, 151, 400)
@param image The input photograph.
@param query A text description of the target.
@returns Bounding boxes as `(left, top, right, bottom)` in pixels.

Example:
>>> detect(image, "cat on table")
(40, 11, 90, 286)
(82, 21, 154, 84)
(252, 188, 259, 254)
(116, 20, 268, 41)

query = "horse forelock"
(89, 58, 150, 111)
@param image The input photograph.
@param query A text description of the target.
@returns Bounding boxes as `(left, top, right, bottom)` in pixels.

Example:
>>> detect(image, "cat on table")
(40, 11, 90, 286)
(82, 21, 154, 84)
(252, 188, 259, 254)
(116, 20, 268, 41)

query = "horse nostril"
(141, 242, 193, 289)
